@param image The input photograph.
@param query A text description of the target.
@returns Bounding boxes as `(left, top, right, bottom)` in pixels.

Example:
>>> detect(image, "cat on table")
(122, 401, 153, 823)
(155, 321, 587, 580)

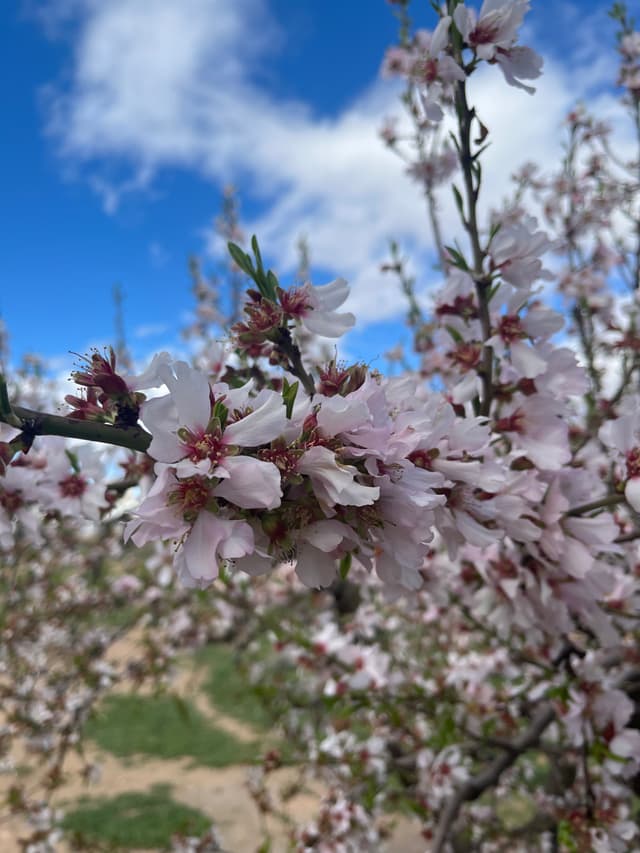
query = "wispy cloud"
(132, 322, 169, 339)
(148, 241, 169, 269)
(38, 0, 633, 328)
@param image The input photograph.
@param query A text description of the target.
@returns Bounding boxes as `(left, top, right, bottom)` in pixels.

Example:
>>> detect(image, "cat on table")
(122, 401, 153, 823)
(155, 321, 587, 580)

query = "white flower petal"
(213, 456, 282, 509)
(224, 392, 287, 447)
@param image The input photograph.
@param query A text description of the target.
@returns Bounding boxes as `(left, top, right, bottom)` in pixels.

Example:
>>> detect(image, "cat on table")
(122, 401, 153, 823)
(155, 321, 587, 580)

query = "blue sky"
(1, 0, 625, 379)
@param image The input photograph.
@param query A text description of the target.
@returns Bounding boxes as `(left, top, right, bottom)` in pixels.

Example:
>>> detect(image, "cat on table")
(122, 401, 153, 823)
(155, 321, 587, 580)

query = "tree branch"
(2, 405, 151, 454)
(432, 704, 556, 853)
(565, 493, 625, 517)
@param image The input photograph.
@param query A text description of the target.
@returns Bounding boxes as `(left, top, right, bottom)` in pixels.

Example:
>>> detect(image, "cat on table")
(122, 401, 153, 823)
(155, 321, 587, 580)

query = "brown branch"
(615, 529, 640, 543)
(565, 493, 625, 517)
(273, 328, 316, 397)
(2, 405, 151, 453)
(432, 704, 556, 853)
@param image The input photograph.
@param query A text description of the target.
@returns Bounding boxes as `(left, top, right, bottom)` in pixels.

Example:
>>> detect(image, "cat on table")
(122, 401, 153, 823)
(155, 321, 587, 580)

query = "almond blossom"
(142, 361, 285, 508)
(488, 216, 555, 288)
(453, 0, 543, 93)
(599, 409, 640, 511)
(297, 278, 356, 338)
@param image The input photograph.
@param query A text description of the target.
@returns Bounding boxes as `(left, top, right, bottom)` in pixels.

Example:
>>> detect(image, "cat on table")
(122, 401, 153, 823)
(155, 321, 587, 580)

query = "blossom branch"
(273, 327, 317, 397)
(448, 9, 493, 416)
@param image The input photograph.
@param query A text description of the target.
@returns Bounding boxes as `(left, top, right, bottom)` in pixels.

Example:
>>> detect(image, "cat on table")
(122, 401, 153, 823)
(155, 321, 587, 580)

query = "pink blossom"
(124, 467, 255, 586)
(142, 361, 285, 510)
(298, 278, 355, 338)
(174, 512, 254, 587)
(599, 410, 640, 511)
(489, 217, 554, 288)
(298, 445, 379, 509)
(294, 520, 355, 588)
(454, 0, 531, 60)
(453, 0, 542, 92)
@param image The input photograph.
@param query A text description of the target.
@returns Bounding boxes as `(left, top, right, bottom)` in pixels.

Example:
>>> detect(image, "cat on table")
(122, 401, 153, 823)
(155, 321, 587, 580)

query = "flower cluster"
(125, 353, 519, 595)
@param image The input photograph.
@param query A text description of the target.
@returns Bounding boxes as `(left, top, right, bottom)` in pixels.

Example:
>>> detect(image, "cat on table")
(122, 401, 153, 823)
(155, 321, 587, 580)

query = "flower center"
(498, 314, 524, 343)
(626, 446, 640, 479)
(183, 429, 228, 466)
(470, 22, 500, 48)
(59, 474, 87, 498)
(422, 57, 439, 83)
(449, 342, 482, 371)
(0, 488, 23, 513)
(169, 477, 211, 521)
(495, 410, 525, 434)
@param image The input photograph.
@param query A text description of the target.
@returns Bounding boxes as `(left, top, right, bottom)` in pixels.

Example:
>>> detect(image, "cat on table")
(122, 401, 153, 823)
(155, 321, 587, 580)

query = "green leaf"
(251, 234, 264, 276)
(0, 374, 11, 418)
(488, 220, 502, 243)
(444, 244, 469, 271)
(265, 270, 280, 302)
(488, 282, 501, 303)
(546, 683, 570, 702)
(282, 379, 299, 420)
(227, 242, 254, 277)
(65, 448, 80, 473)
(556, 820, 578, 852)
(339, 552, 352, 580)
(452, 184, 465, 219)
(444, 325, 464, 345)
(473, 141, 491, 160)
(230, 236, 280, 302)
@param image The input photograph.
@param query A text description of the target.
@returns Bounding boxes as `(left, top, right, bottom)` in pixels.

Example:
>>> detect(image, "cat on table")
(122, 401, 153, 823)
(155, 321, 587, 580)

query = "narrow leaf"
(445, 324, 464, 345)
(228, 242, 255, 277)
(339, 552, 352, 580)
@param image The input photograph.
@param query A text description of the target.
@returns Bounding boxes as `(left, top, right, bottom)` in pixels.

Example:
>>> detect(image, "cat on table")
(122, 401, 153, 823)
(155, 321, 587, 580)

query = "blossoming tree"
(2, 1, 640, 850)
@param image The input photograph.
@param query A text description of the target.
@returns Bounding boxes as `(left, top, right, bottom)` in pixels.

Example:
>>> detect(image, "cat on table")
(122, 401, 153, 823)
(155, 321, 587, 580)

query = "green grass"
(85, 693, 260, 767)
(196, 643, 273, 731)
(62, 784, 211, 849)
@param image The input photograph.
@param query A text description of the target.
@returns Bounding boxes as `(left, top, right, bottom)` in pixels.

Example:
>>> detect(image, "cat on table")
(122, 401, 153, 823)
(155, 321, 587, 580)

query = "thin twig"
(565, 493, 625, 517)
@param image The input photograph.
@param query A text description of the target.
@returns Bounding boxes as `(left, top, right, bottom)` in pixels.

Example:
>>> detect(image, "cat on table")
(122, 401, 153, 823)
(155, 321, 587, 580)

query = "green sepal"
(209, 400, 228, 430)
(65, 448, 80, 473)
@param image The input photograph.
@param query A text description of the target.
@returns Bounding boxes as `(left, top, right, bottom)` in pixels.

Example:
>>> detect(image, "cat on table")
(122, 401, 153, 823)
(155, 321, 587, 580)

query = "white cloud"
(40, 0, 636, 329)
